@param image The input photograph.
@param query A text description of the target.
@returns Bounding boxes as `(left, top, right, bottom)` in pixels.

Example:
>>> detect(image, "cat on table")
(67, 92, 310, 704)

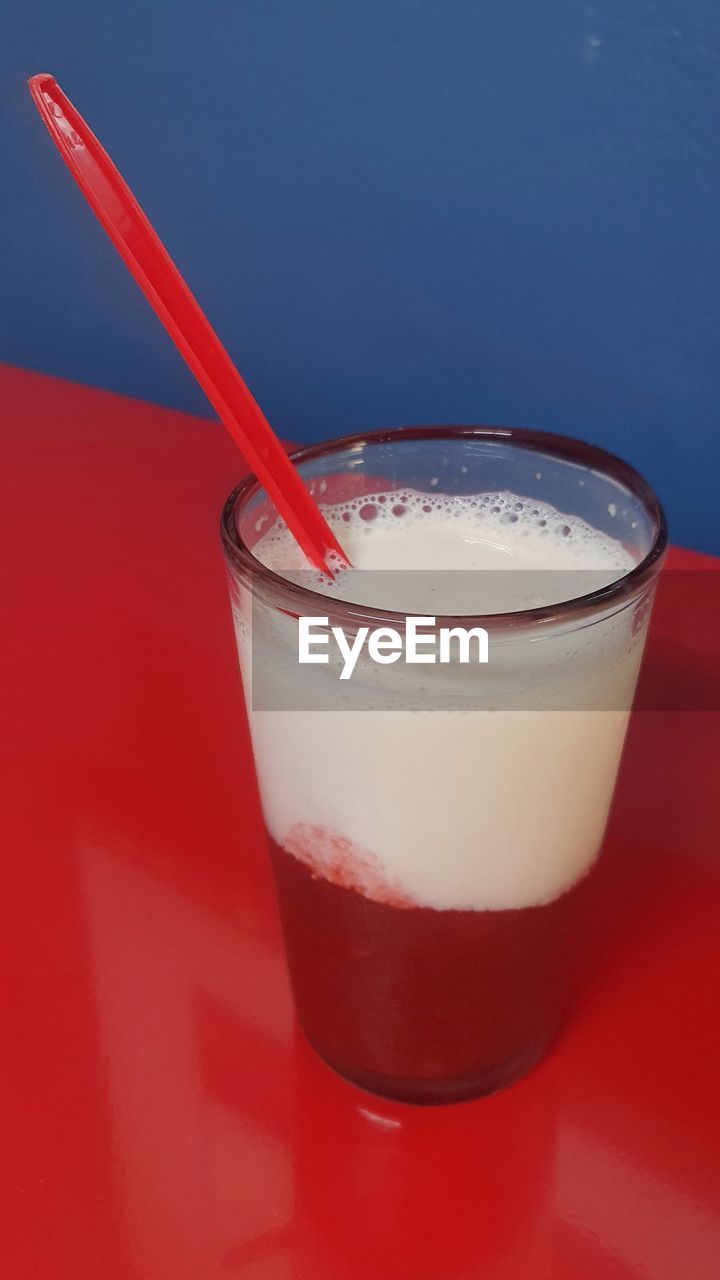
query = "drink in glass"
(221, 427, 666, 1102)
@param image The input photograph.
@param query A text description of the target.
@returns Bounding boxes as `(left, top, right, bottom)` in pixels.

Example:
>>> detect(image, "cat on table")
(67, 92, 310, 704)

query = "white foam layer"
(255, 489, 635, 604)
(239, 492, 644, 911)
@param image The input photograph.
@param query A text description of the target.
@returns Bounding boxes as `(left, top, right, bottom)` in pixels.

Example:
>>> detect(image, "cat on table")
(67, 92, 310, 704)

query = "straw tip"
(28, 73, 56, 98)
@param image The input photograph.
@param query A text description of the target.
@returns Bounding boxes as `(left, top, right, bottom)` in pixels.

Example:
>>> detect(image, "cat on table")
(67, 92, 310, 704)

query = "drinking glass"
(221, 426, 666, 1102)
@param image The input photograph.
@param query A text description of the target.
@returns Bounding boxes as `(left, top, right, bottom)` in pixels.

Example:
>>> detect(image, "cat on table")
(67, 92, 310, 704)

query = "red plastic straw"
(28, 74, 349, 574)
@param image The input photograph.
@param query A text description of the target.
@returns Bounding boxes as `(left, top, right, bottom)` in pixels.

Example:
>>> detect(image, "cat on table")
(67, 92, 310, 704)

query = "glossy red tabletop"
(2, 364, 719, 1279)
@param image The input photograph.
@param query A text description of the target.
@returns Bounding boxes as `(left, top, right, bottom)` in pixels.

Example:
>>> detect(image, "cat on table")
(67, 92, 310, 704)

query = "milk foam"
(239, 492, 643, 911)
(254, 489, 635, 605)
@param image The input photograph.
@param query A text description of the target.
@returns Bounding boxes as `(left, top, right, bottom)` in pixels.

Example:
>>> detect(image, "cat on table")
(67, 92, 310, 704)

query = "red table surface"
(2, 363, 719, 1280)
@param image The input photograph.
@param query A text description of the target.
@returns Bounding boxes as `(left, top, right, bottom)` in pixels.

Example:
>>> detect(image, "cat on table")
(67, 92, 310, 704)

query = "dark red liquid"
(268, 834, 590, 1103)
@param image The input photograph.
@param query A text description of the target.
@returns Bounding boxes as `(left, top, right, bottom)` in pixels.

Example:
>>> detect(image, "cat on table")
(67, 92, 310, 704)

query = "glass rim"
(220, 425, 668, 630)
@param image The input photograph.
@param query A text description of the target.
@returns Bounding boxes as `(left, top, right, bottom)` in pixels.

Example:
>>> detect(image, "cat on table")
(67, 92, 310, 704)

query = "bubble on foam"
(253, 488, 636, 596)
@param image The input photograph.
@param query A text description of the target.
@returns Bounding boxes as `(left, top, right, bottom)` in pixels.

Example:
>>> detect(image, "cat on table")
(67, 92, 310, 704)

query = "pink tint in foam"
(284, 823, 414, 910)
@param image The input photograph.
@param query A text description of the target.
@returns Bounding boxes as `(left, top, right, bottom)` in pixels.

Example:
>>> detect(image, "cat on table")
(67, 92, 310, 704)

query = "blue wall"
(3, 2, 719, 552)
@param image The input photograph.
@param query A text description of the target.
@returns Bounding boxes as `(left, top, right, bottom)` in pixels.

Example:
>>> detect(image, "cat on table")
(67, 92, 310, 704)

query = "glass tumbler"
(221, 426, 666, 1103)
